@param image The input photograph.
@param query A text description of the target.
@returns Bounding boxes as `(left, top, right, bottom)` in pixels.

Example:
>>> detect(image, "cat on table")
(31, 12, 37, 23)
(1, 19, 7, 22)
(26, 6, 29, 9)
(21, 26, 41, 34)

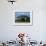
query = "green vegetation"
(15, 15, 30, 23)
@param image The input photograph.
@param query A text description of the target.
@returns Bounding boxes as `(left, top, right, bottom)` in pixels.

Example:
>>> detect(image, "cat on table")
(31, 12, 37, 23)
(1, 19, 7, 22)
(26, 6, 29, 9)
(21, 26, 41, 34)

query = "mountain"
(15, 15, 30, 23)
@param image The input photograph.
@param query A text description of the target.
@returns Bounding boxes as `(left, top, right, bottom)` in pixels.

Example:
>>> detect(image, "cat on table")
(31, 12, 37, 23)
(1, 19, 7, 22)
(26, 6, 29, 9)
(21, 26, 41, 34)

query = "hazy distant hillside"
(15, 15, 30, 23)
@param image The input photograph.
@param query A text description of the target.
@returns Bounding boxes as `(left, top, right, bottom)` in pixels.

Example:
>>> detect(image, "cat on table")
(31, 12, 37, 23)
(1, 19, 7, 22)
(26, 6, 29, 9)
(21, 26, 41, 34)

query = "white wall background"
(0, 0, 46, 42)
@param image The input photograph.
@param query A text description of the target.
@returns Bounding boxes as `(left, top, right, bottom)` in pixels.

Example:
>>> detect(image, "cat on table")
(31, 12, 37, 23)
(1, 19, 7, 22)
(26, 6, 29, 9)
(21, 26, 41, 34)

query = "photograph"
(15, 12, 30, 23)
(15, 11, 32, 25)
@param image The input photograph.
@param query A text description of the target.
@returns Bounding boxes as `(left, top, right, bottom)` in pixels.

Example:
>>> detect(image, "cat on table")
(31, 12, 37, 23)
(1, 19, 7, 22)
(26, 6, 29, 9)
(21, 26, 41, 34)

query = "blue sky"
(15, 12, 32, 17)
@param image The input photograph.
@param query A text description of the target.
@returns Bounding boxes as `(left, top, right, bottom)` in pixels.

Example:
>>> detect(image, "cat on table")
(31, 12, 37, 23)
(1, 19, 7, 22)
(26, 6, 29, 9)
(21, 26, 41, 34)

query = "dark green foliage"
(15, 15, 30, 23)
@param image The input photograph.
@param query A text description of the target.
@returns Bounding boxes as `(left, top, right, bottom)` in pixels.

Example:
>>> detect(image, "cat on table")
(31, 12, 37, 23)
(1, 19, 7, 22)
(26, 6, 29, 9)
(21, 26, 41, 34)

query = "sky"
(15, 12, 32, 17)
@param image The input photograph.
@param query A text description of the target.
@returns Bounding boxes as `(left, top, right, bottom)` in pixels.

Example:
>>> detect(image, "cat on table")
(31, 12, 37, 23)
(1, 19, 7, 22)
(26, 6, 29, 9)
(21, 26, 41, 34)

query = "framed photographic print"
(14, 11, 33, 26)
